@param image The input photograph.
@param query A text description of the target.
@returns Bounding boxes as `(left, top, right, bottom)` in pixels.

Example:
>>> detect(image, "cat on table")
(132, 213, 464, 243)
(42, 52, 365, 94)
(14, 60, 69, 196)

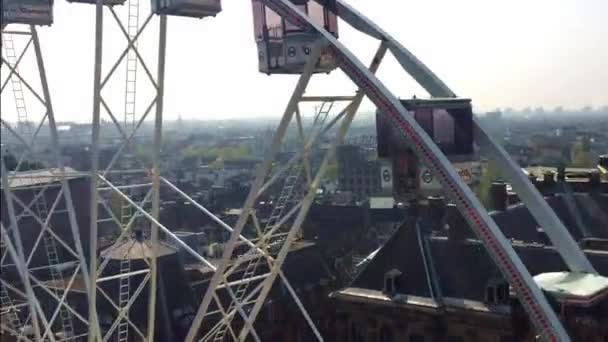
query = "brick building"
(327, 176, 608, 341)
(337, 145, 382, 199)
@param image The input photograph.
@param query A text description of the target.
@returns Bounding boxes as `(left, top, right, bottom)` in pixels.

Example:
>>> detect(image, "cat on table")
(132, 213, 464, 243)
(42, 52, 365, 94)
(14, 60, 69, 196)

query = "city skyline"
(1, 0, 607, 122)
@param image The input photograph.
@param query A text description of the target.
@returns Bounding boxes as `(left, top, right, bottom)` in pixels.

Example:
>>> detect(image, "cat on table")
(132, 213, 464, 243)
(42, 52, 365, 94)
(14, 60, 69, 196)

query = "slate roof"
(352, 227, 608, 303)
(490, 193, 608, 242)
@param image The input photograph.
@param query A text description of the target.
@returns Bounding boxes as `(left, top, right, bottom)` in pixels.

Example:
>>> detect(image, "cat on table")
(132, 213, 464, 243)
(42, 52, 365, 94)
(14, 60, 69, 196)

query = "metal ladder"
(120, 200, 133, 231)
(311, 101, 334, 134)
(36, 192, 75, 339)
(124, 0, 140, 136)
(210, 163, 305, 342)
(266, 165, 303, 235)
(116, 7, 139, 338)
(2, 34, 32, 137)
(209, 103, 332, 341)
(117, 256, 131, 342)
(0, 282, 23, 334)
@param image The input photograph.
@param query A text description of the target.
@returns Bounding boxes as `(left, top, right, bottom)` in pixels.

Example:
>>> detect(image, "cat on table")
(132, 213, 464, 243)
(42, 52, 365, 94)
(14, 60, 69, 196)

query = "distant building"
(528, 134, 571, 165)
(336, 145, 382, 198)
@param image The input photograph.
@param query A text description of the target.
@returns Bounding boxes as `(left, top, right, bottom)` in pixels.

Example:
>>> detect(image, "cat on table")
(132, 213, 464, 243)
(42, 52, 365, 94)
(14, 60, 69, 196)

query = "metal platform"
(2, 0, 54, 26)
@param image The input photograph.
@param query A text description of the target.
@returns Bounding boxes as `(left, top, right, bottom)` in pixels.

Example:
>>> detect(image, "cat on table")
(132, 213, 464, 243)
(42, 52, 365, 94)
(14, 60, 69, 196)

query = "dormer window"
(384, 269, 402, 295)
(485, 286, 495, 303)
(485, 277, 510, 305)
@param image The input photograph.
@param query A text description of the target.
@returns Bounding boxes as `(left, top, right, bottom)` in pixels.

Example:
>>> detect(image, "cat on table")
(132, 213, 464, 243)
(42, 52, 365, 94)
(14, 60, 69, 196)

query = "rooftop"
(2, 167, 82, 189)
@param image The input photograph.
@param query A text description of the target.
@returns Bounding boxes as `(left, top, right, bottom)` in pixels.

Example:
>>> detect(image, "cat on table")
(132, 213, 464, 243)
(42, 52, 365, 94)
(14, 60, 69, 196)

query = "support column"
(0, 160, 42, 341)
(184, 41, 324, 342)
(88, 1, 105, 341)
(147, 13, 168, 342)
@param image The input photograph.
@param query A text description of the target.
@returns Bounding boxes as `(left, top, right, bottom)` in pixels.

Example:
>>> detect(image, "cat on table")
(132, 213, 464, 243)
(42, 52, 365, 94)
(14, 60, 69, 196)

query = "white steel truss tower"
(1, 24, 94, 342)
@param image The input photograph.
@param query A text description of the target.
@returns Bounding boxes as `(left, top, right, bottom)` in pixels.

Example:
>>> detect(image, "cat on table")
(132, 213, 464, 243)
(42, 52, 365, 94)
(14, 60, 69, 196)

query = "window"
(284, 4, 307, 31)
(265, 8, 283, 38)
(485, 286, 495, 303)
(409, 334, 425, 342)
(448, 337, 464, 342)
(413, 109, 434, 138)
(252, 1, 265, 40)
(380, 326, 394, 342)
(486, 278, 510, 305)
(385, 277, 394, 294)
(497, 284, 510, 303)
(350, 322, 365, 342)
(433, 108, 455, 146)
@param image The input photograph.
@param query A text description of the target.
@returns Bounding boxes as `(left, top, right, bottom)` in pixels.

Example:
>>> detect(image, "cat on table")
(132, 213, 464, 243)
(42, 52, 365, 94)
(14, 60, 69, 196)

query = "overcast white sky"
(3, 0, 608, 122)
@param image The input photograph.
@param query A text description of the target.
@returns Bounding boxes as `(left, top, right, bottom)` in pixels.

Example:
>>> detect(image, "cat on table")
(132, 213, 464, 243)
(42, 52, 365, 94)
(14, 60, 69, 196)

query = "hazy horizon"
(2, 0, 607, 123)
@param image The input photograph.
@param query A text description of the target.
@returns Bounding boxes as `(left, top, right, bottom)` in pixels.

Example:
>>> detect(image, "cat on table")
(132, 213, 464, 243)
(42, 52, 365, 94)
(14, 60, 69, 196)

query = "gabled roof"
(351, 231, 608, 303)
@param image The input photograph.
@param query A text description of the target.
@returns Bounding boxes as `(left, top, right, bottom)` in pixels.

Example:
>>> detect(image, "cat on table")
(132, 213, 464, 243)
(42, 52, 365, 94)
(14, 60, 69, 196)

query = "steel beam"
(184, 41, 324, 342)
(147, 13, 168, 342)
(255, 1, 569, 340)
(473, 118, 595, 273)
(0, 164, 42, 341)
(236, 39, 386, 342)
(88, 2, 105, 341)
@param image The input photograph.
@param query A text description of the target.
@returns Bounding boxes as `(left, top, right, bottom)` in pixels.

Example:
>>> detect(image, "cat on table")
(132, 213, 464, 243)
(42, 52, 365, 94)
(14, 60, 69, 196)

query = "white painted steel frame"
(85, 3, 232, 341)
(185, 38, 387, 342)
(184, 43, 324, 342)
(1, 24, 94, 342)
(87, 1, 168, 340)
(335, 0, 593, 276)
(236, 41, 387, 342)
(260, 0, 573, 340)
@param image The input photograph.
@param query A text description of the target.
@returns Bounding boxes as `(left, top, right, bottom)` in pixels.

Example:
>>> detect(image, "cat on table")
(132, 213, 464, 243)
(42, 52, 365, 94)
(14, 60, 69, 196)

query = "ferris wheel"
(1, 1, 605, 342)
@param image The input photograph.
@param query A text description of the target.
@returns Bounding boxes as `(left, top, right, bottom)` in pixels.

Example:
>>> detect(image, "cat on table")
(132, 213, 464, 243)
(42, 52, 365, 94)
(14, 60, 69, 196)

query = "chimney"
(590, 170, 601, 188)
(507, 191, 520, 206)
(599, 155, 608, 169)
(543, 171, 556, 186)
(536, 227, 550, 245)
(425, 196, 446, 232)
(490, 182, 508, 211)
(557, 165, 566, 182)
(447, 204, 469, 241)
(383, 269, 402, 296)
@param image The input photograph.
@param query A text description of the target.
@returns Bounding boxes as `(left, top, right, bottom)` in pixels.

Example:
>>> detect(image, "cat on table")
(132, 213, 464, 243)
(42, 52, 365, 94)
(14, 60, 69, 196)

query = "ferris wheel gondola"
(252, 0, 338, 74)
(66, 0, 221, 18)
(3, 0, 606, 341)
(151, 0, 221, 17)
(2, 0, 54, 26)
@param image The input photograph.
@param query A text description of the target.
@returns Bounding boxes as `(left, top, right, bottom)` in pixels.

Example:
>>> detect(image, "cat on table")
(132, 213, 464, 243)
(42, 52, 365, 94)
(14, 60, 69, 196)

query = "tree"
(2, 153, 18, 170)
(323, 160, 338, 182)
(2, 152, 44, 171)
(570, 140, 594, 168)
(476, 161, 502, 208)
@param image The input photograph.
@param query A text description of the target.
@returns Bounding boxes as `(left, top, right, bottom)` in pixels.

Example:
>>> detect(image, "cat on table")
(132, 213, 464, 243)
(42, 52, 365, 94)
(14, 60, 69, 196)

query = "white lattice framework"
(1, 24, 93, 342)
(2, 1, 603, 342)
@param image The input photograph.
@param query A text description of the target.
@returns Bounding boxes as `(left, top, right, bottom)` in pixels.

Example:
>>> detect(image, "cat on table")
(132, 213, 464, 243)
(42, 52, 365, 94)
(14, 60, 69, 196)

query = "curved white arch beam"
(244, 0, 569, 341)
(334, 0, 456, 99)
(335, 0, 595, 278)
